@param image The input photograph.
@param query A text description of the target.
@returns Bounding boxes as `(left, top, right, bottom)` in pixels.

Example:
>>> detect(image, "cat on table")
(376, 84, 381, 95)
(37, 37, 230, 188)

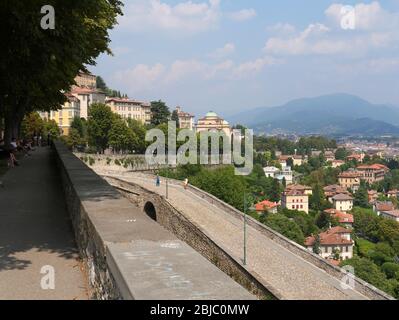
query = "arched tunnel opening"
(144, 202, 157, 221)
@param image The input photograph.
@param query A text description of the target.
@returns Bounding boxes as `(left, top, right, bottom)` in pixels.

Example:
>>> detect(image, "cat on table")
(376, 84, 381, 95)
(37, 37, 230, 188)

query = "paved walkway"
(0, 148, 88, 300)
(101, 171, 368, 300)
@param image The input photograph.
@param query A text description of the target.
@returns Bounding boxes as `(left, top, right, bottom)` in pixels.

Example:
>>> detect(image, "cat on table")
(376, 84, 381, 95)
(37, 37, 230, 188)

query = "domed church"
(196, 111, 232, 136)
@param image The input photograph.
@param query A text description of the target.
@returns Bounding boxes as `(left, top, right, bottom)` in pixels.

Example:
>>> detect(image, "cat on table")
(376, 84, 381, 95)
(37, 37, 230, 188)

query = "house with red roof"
(324, 209, 354, 229)
(255, 200, 279, 214)
(357, 164, 387, 184)
(305, 226, 354, 261)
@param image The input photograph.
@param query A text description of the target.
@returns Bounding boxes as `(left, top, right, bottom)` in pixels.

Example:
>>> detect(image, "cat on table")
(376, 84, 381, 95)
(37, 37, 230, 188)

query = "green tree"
(310, 184, 324, 211)
(171, 110, 179, 128)
(263, 214, 305, 245)
(21, 112, 44, 139)
(354, 183, 371, 208)
(0, 1, 123, 147)
(151, 100, 170, 126)
(127, 118, 148, 154)
(335, 148, 350, 160)
(108, 116, 137, 153)
(96, 76, 107, 91)
(43, 119, 60, 140)
(269, 178, 282, 202)
(341, 257, 397, 297)
(312, 234, 321, 254)
(87, 103, 114, 153)
(70, 116, 85, 138)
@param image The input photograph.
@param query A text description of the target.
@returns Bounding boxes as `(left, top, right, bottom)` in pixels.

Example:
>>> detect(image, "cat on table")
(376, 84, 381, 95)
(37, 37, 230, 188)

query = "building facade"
(74, 71, 97, 89)
(281, 189, 309, 214)
(338, 170, 362, 191)
(106, 98, 152, 125)
(357, 164, 387, 184)
(40, 93, 80, 136)
(71, 87, 106, 120)
(175, 107, 195, 130)
(332, 193, 354, 212)
(305, 226, 354, 261)
(196, 111, 232, 136)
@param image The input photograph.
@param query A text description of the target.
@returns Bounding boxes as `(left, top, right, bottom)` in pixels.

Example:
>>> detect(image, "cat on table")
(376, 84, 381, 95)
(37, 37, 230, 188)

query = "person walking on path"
(156, 175, 160, 187)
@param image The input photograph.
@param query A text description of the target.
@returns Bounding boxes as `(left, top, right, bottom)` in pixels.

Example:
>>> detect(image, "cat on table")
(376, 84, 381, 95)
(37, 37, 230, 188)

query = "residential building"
(281, 189, 309, 214)
(380, 210, 399, 222)
(71, 87, 106, 120)
(263, 166, 280, 178)
(368, 190, 379, 203)
(324, 185, 350, 203)
(196, 111, 232, 136)
(175, 106, 195, 130)
(255, 200, 279, 214)
(286, 184, 313, 196)
(305, 226, 354, 261)
(373, 201, 395, 216)
(324, 209, 354, 229)
(338, 170, 362, 191)
(324, 151, 335, 162)
(74, 71, 97, 89)
(275, 165, 294, 185)
(347, 153, 365, 162)
(387, 190, 399, 198)
(106, 97, 152, 125)
(331, 160, 345, 168)
(40, 93, 80, 136)
(332, 193, 354, 212)
(278, 155, 306, 167)
(357, 164, 387, 184)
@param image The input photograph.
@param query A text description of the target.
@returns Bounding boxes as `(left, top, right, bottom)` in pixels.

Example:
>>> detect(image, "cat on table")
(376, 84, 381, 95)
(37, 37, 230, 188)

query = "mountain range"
(227, 94, 399, 137)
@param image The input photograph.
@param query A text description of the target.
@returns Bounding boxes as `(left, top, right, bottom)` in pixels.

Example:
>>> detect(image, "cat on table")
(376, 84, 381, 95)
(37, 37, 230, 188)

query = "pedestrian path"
(0, 147, 88, 300)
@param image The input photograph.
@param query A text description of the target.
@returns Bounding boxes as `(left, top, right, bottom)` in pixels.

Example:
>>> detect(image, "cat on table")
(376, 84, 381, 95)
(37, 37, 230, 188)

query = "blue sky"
(90, 0, 399, 117)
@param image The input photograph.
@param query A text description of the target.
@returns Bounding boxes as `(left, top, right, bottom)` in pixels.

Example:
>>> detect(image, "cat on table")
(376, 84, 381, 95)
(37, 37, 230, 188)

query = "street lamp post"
(243, 193, 247, 266)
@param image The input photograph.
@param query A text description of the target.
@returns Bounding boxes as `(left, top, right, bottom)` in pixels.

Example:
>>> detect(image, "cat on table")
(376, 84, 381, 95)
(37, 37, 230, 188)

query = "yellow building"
(281, 189, 309, 214)
(338, 170, 362, 191)
(106, 97, 152, 125)
(40, 93, 80, 136)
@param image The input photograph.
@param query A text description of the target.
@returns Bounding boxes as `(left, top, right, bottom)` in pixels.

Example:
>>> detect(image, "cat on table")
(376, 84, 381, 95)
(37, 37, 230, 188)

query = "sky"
(90, 0, 399, 117)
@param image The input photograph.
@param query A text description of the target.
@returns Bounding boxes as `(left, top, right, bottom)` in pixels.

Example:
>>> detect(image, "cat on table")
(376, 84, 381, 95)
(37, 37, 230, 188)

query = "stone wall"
(104, 176, 278, 300)
(104, 174, 393, 301)
(54, 143, 256, 300)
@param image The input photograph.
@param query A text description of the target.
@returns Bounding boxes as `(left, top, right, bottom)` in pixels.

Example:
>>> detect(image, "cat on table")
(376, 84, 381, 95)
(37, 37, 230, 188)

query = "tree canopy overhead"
(0, 0, 123, 145)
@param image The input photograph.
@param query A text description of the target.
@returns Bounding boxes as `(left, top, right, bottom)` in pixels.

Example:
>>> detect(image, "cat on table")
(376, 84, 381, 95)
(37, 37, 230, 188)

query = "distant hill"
(227, 94, 399, 136)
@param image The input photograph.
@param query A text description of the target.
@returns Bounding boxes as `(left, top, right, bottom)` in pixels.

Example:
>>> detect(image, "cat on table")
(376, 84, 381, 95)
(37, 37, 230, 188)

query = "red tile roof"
(324, 209, 354, 224)
(305, 227, 353, 246)
(375, 201, 395, 212)
(255, 200, 278, 212)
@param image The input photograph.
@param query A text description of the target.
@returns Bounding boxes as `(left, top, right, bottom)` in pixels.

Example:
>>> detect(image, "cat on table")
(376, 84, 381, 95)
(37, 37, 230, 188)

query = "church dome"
(205, 111, 219, 118)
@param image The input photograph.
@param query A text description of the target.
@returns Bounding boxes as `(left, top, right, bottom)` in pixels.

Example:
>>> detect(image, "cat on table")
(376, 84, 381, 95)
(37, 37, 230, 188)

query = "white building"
(71, 87, 106, 120)
(175, 106, 195, 130)
(263, 166, 280, 178)
(332, 193, 354, 212)
(380, 210, 399, 222)
(305, 227, 354, 261)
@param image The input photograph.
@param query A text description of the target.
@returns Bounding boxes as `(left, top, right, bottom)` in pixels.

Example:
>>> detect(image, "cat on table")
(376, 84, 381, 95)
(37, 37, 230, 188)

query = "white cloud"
(325, 2, 399, 30)
(209, 43, 235, 59)
(229, 9, 257, 22)
(232, 56, 281, 78)
(114, 63, 166, 93)
(264, 2, 399, 56)
(112, 55, 279, 93)
(119, 0, 221, 34)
